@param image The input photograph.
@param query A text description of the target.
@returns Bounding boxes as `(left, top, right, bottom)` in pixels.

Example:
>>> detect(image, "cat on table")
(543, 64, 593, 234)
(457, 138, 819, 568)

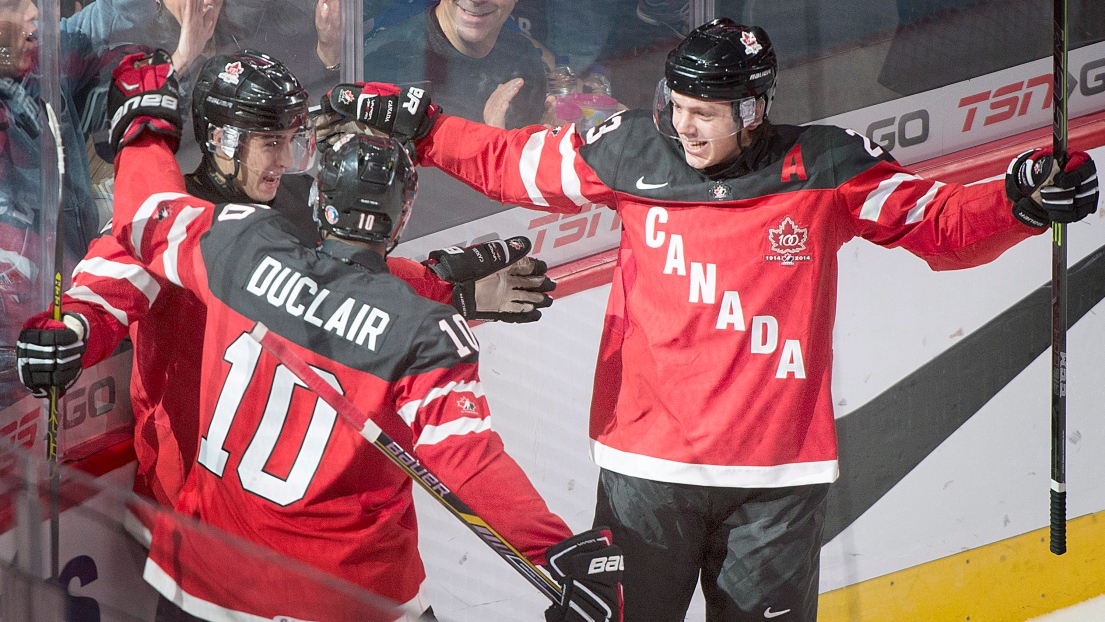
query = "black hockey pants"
(593, 469, 829, 622)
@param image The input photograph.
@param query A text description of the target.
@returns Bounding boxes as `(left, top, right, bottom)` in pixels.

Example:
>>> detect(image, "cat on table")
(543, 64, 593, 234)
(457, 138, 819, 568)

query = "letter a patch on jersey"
(780, 145, 808, 182)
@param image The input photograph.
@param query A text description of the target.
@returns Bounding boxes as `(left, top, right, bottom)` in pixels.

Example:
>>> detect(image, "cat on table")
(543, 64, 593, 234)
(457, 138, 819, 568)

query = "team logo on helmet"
(219, 61, 244, 85)
(765, 216, 811, 266)
(711, 183, 732, 200)
(740, 31, 762, 56)
(338, 88, 354, 105)
(324, 205, 340, 224)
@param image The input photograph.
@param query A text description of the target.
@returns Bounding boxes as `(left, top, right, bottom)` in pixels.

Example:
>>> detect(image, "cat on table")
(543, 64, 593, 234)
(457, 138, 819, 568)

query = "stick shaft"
(44, 101, 65, 578)
(246, 323, 562, 602)
(1049, 0, 1068, 556)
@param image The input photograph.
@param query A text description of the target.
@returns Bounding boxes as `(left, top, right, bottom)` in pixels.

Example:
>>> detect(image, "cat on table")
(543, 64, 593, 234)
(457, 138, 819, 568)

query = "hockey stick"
(1049, 0, 1069, 556)
(246, 323, 564, 603)
(44, 101, 66, 577)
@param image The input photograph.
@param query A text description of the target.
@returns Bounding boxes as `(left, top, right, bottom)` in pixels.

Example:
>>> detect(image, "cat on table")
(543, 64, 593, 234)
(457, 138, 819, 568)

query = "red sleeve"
(110, 134, 215, 297)
(61, 234, 170, 366)
(396, 354, 571, 565)
(386, 257, 454, 305)
(842, 162, 1043, 271)
(419, 113, 611, 215)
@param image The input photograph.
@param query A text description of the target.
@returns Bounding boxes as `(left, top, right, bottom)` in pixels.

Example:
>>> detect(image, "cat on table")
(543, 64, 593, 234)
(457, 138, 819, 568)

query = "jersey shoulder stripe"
(577, 112, 894, 204)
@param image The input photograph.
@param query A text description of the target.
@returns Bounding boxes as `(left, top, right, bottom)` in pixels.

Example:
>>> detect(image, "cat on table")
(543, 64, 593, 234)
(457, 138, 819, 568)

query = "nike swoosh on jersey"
(764, 607, 791, 618)
(635, 176, 668, 190)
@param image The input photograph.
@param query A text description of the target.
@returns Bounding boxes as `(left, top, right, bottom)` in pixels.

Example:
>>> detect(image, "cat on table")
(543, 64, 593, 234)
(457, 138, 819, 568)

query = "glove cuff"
(451, 280, 478, 320)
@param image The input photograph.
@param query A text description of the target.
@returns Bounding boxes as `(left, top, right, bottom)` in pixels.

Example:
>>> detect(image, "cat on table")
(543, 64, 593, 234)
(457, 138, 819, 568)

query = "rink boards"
(3, 43, 1105, 622)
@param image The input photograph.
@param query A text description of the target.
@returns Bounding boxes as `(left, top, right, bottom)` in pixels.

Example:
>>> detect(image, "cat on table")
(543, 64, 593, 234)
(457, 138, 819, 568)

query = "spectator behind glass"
(362, 0, 548, 129)
(0, 0, 146, 409)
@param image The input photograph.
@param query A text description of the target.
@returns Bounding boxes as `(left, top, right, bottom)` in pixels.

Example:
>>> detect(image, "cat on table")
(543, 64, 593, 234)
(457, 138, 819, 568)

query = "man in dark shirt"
(362, 0, 547, 129)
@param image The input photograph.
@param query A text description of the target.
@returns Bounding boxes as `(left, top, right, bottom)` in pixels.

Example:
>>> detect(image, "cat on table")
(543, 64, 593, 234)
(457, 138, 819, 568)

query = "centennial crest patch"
(765, 216, 811, 266)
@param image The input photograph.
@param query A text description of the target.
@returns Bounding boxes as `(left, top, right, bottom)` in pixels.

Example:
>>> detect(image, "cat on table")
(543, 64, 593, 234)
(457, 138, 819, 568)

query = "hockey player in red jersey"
(97, 49, 622, 622)
(316, 18, 1100, 622)
(14, 50, 553, 543)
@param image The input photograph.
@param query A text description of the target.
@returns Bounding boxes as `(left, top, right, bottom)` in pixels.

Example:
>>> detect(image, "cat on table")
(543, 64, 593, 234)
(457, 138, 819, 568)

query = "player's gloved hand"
(1007, 148, 1099, 228)
(313, 107, 375, 152)
(424, 236, 555, 323)
(544, 528, 624, 622)
(1041, 151, 1099, 222)
(16, 311, 88, 398)
(320, 82, 440, 144)
(107, 48, 183, 156)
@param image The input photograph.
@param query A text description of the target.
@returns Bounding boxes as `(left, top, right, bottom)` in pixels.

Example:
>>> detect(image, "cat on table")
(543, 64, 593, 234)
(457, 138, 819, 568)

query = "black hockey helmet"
(312, 133, 418, 251)
(655, 18, 777, 136)
(666, 18, 777, 103)
(192, 50, 315, 172)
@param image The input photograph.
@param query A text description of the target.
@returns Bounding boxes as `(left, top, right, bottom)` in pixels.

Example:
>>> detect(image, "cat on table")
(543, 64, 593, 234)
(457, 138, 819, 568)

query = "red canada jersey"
(419, 111, 1041, 489)
(110, 135, 570, 621)
(61, 184, 453, 539)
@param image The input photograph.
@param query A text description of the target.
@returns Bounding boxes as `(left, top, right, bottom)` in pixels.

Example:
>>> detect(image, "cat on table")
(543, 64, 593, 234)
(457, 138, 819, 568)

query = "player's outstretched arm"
(107, 49, 216, 299)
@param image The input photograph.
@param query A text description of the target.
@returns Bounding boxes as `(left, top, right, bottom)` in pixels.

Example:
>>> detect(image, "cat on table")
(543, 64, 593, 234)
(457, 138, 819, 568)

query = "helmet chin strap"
(203, 146, 251, 203)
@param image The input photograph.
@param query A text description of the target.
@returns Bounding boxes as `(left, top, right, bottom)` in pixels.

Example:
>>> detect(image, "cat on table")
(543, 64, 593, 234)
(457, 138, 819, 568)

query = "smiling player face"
(669, 91, 744, 170)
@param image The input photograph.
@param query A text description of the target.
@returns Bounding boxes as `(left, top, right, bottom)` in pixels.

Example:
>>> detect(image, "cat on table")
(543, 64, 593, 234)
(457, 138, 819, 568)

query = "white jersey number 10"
(198, 332, 342, 506)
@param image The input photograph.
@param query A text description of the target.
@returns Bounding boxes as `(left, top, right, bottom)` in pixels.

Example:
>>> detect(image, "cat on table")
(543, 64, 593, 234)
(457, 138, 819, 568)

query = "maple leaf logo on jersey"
(456, 397, 478, 412)
(765, 217, 811, 266)
(740, 31, 763, 55)
(219, 61, 244, 85)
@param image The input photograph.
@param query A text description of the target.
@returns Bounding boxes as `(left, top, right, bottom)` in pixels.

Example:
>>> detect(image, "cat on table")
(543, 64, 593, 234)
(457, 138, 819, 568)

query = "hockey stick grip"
(246, 322, 563, 602)
(1050, 488, 1067, 555)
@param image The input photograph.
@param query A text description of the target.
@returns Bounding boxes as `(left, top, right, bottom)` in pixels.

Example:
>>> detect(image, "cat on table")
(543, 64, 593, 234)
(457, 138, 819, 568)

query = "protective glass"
(652, 78, 763, 142)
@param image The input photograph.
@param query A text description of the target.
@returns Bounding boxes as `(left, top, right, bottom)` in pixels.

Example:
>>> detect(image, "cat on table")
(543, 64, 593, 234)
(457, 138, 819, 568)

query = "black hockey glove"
(320, 82, 440, 145)
(544, 528, 624, 622)
(424, 236, 555, 323)
(17, 311, 88, 398)
(107, 48, 183, 157)
(1007, 148, 1099, 228)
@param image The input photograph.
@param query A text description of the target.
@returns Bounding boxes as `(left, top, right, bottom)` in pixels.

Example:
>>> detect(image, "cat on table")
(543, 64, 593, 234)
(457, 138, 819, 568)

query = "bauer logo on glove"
(106, 48, 184, 156)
